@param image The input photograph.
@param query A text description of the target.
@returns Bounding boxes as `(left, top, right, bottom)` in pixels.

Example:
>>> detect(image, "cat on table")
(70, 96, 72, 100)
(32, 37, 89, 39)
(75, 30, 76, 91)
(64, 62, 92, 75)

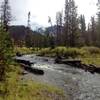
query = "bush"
(37, 46, 100, 61)
(38, 47, 83, 58)
(81, 47, 100, 54)
(14, 47, 34, 55)
(38, 48, 51, 56)
(63, 48, 81, 58)
(54, 47, 66, 54)
(53, 47, 83, 58)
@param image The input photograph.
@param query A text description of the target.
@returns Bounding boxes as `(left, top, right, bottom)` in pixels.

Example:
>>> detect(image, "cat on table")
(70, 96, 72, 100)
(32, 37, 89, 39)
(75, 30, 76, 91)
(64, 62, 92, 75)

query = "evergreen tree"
(0, 26, 13, 80)
(79, 15, 86, 45)
(64, 0, 78, 47)
(96, 0, 100, 47)
(0, 0, 13, 80)
(0, 0, 12, 31)
(90, 16, 97, 46)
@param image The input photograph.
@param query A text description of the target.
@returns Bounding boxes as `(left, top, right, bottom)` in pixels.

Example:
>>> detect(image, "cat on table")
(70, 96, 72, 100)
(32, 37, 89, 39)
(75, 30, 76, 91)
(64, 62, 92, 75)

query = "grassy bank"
(38, 47, 100, 67)
(0, 63, 67, 100)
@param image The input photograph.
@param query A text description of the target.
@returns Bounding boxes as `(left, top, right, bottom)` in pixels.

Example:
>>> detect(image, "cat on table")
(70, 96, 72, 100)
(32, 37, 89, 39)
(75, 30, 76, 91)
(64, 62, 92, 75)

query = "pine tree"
(96, 0, 100, 47)
(90, 16, 97, 46)
(64, 0, 78, 47)
(79, 15, 86, 45)
(0, 0, 13, 81)
(0, 26, 13, 80)
(0, 0, 12, 31)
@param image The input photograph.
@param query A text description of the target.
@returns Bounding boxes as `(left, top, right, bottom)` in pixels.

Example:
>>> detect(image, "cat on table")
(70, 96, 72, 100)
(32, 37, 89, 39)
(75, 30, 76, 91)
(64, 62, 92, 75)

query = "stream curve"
(16, 55, 100, 100)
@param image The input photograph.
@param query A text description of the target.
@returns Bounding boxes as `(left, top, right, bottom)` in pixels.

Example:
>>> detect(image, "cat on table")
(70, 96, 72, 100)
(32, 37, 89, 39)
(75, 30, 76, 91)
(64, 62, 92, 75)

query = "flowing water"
(16, 55, 100, 100)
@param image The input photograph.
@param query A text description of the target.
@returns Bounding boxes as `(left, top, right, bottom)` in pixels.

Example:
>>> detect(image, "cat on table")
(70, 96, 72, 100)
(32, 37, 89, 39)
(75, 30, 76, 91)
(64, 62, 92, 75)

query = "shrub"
(37, 47, 100, 60)
(14, 47, 34, 55)
(38, 47, 83, 58)
(81, 47, 100, 54)
(38, 48, 51, 56)
(53, 47, 67, 56)
(63, 48, 82, 58)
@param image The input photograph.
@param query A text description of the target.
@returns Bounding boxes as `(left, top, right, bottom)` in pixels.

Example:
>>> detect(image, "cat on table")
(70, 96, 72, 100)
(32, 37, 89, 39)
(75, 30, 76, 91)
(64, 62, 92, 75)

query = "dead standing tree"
(48, 16, 55, 49)
(56, 11, 63, 46)
(25, 12, 33, 47)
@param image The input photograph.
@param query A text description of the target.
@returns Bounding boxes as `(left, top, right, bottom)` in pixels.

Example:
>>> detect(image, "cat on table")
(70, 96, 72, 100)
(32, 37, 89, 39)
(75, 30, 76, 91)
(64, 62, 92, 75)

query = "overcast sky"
(8, 0, 97, 28)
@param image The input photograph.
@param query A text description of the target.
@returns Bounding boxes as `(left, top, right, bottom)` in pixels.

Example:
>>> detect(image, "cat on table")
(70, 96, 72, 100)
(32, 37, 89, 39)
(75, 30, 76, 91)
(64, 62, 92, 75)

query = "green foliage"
(38, 47, 83, 58)
(0, 27, 13, 58)
(81, 47, 100, 54)
(0, 26, 13, 81)
(14, 47, 34, 55)
(63, 48, 81, 58)
(39, 46, 100, 57)
(38, 48, 51, 56)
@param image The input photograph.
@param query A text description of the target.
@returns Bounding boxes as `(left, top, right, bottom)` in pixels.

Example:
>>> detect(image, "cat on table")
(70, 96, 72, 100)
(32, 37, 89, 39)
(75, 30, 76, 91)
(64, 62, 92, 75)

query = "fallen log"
(15, 58, 44, 75)
(15, 59, 34, 66)
(55, 59, 81, 66)
(55, 58, 100, 74)
(20, 63, 44, 75)
(89, 64, 100, 74)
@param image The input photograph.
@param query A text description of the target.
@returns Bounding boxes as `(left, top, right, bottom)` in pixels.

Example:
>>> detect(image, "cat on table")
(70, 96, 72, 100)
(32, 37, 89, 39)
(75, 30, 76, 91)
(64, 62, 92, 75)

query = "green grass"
(0, 64, 67, 100)
(80, 55, 100, 67)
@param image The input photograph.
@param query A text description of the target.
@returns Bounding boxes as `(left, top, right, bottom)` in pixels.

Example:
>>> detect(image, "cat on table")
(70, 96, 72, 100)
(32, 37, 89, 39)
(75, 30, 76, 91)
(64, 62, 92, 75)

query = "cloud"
(76, 0, 97, 22)
(7, 0, 97, 27)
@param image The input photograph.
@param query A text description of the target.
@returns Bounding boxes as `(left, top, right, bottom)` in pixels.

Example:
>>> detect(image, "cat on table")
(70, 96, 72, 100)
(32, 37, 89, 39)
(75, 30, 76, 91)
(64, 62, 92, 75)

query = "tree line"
(0, 0, 100, 49)
(24, 0, 100, 48)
